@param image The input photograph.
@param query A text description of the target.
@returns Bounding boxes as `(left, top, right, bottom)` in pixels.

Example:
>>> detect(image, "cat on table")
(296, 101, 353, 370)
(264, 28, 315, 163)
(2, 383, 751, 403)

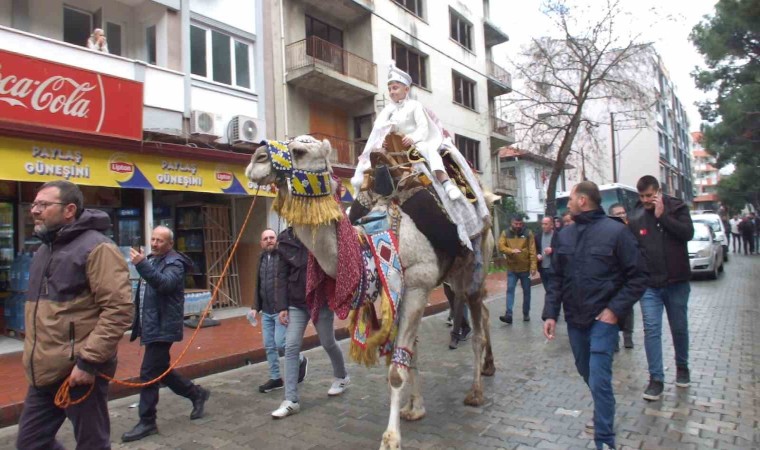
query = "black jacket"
(542, 209, 647, 329)
(738, 218, 755, 237)
(628, 196, 694, 287)
(131, 249, 193, 344)
(255, 250, 279, 313)
(535, 230, 559, 272)
(274, 228, 308, 312)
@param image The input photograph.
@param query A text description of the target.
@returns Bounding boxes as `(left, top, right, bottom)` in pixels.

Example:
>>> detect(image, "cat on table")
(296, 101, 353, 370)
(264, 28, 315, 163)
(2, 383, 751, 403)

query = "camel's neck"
(293, 223, 338, 278)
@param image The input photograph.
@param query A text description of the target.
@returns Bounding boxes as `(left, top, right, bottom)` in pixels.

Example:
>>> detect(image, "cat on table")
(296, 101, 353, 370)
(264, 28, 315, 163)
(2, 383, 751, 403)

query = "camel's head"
(244, 135, 333, 187)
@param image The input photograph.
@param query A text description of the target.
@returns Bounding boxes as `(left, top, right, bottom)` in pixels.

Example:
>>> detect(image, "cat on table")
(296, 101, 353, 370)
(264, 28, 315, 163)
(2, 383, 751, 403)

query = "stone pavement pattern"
(0, 256, 757, 449)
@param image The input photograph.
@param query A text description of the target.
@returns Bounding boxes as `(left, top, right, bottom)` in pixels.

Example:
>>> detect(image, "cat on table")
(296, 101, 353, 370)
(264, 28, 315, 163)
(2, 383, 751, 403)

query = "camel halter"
(264, 140, 333, 198)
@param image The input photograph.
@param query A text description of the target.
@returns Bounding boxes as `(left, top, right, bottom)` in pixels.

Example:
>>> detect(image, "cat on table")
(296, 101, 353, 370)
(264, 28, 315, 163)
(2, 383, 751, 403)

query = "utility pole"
(610, 112, 617, 183)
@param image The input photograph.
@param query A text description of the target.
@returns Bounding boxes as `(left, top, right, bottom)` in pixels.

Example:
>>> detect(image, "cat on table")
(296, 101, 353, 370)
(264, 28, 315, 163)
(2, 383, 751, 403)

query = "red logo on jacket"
(640, 229, 648, 236)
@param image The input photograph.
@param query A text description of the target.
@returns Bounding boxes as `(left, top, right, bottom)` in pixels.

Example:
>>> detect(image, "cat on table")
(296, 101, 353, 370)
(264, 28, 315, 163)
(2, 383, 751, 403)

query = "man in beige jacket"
(17, 180, 133, 450)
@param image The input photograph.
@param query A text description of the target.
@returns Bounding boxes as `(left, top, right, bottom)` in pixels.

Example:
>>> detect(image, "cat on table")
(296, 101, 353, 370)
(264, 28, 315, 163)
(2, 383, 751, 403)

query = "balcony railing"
(491, 115, 515, 137)
(494, 174, 519, 193)
(286, 36, 376, 86)
(486, 59, 512, 87)
(310, 133, 358, 167)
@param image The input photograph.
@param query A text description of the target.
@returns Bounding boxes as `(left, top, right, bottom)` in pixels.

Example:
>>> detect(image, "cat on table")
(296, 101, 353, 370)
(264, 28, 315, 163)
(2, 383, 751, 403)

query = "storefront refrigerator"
(0, 202, 14, 332)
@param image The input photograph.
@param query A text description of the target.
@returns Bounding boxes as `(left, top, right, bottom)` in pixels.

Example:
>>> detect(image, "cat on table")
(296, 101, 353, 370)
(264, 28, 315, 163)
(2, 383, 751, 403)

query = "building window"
(449, 9, 472, 50)
(146, 25, 157, 65)
(391, 41, 428, 88)
(190, 25, 251, 89)
(63, 6, 92, 49)
(455, 135, 480, 170)
(452, 71, 476, 109)
(105, 22, 122, 56)
(534, 168, 542, 189)
(305, 15, 343, 47)
(392, 0, 423, 18)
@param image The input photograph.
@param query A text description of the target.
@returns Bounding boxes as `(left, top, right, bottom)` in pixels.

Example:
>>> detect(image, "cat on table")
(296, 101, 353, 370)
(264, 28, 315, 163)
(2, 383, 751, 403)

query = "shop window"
(452, 71, 476, 109)
(63, 6, 92, 49)
(449, 8, 472, 51)
(455, 134, 480, 170)
(393, 0, 424, 18)
(190, 24, 252, 89)
(392, 40, 428, 88)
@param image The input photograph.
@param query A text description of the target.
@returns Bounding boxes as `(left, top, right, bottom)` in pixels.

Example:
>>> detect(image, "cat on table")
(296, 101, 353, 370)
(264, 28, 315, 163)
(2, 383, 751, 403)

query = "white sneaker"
(444, 182, 463, 200)
(271, 400, 300, 419)
(327, 376, 351, 396)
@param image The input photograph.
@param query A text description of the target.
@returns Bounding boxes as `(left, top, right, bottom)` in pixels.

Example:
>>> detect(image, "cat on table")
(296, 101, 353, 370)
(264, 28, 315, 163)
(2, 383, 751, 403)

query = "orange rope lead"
(55, 190, 260, 408)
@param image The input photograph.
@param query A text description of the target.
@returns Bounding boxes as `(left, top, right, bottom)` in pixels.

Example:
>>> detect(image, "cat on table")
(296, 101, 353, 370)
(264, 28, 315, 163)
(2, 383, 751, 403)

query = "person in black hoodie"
(627, 175, 694, 402)
(122, 226, 210, 442)
(543, 181, 646, 450)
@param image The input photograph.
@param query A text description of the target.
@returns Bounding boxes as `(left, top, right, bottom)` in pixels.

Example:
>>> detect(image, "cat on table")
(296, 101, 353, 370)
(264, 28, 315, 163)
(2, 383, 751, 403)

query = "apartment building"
(691, 131, 719, 210)
(0, 0, 275, 310)
(262, 0, 514, 191)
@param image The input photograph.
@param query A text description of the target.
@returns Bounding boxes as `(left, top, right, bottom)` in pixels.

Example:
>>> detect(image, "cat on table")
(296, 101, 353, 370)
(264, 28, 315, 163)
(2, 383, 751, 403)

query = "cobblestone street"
(0, 255, 757, 450)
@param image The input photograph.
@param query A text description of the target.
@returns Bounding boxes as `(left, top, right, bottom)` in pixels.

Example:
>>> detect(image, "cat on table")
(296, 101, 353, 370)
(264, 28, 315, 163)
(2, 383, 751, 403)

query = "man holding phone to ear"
(628, 175, 694, 401)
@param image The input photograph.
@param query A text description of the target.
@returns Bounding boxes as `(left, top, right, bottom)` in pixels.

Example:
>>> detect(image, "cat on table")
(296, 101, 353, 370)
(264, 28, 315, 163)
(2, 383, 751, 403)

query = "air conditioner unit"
(229, 115, 265, 145)
(190, 110, 220, 136)
(538, 190, 546, 201)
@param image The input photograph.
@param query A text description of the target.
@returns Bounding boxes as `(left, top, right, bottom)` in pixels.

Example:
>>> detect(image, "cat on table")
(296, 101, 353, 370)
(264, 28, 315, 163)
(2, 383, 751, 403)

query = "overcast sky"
(491, 0, 719, 131)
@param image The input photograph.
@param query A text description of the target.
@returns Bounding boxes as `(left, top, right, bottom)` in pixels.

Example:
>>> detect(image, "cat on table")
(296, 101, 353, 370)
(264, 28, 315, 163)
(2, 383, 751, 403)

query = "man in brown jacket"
(16, 180, 133, 450)
(498, 216, 537, 323)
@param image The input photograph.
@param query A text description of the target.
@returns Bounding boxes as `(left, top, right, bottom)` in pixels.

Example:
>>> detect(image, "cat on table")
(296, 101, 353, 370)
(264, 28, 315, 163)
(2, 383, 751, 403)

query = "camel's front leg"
(380, 287, 427, 450)
(480, 303, 495, 376)
(400, 340, 425, 421)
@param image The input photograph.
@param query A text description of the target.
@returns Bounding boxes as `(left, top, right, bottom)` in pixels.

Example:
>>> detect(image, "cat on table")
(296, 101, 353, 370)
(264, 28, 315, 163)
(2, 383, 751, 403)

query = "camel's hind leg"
(463, 287, 487, 406)
(480, 302, 495, 376)
(380, 287, 428, 450)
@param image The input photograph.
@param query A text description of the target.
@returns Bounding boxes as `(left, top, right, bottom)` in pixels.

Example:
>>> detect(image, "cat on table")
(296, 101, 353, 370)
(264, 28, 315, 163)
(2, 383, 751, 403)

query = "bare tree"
(504, 0, 656, 216)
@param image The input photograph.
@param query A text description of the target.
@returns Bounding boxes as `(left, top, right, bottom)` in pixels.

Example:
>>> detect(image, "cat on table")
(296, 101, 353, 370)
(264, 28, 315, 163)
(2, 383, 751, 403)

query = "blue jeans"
(261, 312, 286, 380)
(567, 320, 619, 450)
(640, 282, 690, 381)
(506, 271, 532, 316)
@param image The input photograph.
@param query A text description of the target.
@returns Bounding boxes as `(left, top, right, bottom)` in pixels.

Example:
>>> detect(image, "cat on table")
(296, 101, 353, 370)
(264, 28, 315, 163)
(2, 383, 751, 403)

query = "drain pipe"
(279, 0, 289, 138)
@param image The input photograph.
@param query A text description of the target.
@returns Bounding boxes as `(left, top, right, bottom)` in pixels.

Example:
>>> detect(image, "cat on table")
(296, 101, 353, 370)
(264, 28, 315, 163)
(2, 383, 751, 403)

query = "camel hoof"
(482, 360, 496, 377)
(464, 389, 484, 407)
(380, 430, 401, 450)
(400, 405, 426, 421)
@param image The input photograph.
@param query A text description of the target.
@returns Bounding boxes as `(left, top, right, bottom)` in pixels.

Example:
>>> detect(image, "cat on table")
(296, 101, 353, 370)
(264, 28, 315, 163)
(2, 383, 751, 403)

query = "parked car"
(688, 222, 724, 280)
(691, 212, 729, 262)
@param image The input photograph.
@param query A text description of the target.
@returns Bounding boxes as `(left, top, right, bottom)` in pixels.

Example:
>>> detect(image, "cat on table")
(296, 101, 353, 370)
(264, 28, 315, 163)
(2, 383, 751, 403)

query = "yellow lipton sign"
(0, 137, 275, 196)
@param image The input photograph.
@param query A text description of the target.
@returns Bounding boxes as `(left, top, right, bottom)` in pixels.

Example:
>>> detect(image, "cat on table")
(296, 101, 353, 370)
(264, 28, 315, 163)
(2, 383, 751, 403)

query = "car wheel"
(724, 247, 729, 262)
(719, 260, 725, 273)
(709, 260, 719, 280)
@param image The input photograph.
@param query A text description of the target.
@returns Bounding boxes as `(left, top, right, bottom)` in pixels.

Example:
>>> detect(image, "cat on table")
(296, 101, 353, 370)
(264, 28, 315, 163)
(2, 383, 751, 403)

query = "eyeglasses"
(30, 201, 66, 211)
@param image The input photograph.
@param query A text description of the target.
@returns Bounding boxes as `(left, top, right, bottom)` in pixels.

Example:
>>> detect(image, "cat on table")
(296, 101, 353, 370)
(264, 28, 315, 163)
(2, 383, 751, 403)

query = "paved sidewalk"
(0, 256, 757, 449)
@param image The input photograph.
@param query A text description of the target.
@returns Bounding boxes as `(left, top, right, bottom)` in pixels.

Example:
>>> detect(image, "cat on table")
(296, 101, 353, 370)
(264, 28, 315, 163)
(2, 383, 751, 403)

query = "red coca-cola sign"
(0, 49, 143, 140)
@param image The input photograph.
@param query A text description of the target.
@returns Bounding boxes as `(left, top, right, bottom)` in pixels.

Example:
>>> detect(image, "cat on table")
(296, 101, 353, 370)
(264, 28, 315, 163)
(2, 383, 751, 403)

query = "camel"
(245, 136, 495, 450)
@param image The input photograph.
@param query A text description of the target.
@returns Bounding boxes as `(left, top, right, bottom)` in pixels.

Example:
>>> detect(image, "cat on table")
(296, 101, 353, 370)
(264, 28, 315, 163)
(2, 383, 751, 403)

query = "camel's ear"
(320, 139, 332, 158)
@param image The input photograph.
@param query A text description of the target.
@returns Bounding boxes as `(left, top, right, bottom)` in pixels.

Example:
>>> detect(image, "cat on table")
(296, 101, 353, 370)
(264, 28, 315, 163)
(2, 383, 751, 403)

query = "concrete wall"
(190, 0, 256, 34)
(0, 0, 11, 28)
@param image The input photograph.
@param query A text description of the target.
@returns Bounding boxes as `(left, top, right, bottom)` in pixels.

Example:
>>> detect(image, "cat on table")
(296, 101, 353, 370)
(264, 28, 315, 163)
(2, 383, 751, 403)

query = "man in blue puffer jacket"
(542, 181, 647, 450)
(122, 226, 210, 442)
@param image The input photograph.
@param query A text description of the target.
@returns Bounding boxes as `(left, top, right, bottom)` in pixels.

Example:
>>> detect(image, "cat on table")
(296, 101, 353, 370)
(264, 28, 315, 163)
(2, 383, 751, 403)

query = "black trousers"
(742, 235, 755, 255)
(620, 306, 634, 336)
(139, 342, 196, 422)
(17, 370, 113, 450)
(444, 282, 471, 336)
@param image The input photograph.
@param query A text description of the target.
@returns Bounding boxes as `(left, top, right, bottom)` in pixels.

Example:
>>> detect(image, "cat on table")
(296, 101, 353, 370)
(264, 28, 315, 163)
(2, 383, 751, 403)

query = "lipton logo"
(110, 161, 134, 173)
(0, 64, 97, 118)
(216, 172, 232, 182)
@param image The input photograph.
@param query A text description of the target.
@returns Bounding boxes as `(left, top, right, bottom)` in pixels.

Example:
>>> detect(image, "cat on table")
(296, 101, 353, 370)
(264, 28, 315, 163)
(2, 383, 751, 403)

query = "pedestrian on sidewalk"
(729, 214, 741, 252)
(608, 203, 634, 350)
(254, 228, 288, 393)
(543, 181, 646, 450)
(752, 212, 760, 253)
(122, 226, 210, 442)
(498, 216, 537, 324)
(739, 214, 756, 255)
(628, 175, 694, 401)
(17, 181, 133, 450)
(272, 227, 349, 419)
(444, 282, 471, 350)
(535, 217, 558, 296)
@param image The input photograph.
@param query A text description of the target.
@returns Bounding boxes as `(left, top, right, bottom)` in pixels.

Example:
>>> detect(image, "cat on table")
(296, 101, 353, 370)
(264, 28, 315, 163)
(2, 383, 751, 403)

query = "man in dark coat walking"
(543, 181, 647, 450)
(122, 226, 210, 442)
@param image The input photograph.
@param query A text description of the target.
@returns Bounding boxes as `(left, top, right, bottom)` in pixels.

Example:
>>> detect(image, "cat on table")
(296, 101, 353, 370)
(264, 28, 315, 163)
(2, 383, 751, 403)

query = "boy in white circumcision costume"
(351, 64, 463, 201)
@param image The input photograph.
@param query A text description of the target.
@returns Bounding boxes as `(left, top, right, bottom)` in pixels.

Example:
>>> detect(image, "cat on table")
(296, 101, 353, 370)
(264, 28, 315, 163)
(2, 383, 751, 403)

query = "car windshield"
(692, 224, 712, 242)
(694, 218, 720, 233)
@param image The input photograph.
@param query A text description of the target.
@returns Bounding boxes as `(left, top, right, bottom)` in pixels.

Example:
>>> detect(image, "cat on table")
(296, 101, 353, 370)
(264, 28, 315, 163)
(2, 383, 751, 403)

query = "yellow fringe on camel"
(348, 287, 397, 367)
(273, 189, 343, 227)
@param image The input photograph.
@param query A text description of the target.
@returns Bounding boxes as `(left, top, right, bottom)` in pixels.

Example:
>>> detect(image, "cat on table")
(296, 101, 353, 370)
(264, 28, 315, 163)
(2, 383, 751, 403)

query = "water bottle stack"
(7, 252, 31, 336)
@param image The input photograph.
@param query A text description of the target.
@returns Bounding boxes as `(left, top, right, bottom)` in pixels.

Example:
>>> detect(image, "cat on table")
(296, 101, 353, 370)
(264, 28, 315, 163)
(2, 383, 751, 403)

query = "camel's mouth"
(245, 145, 275, 185)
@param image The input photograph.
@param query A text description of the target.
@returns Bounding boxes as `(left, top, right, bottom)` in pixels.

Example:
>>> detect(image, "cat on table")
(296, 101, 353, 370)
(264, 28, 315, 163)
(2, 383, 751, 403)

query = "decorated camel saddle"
(350, 132, 492, 257)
